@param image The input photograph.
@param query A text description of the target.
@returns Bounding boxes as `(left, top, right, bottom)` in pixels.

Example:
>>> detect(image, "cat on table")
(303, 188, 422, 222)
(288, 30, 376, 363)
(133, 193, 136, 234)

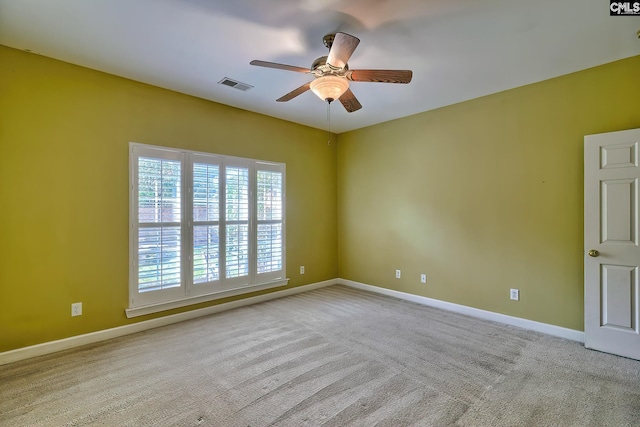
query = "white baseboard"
(1, 278, 584, 366)
(340, 279, 585, 343)
(0, 279, 337, 366)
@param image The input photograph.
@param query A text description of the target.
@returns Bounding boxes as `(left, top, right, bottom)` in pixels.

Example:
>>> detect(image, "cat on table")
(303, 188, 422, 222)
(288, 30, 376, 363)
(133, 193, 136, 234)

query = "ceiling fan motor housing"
(311, 56, 349, 77)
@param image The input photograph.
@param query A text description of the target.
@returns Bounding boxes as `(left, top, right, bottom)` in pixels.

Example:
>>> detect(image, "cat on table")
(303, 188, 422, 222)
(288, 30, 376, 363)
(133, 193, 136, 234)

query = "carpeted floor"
(1, 285, 639, 426)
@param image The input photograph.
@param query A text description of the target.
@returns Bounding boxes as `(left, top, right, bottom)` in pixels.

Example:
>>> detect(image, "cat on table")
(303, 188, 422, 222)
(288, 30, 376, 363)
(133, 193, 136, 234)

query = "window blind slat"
(226, 167, 249, 222)
(257, 170, 282, 221)
(137, 155, 182, 294)
(257, 223, 282, 273)
(138, 226, 181, 292)
(226, 224, 249, 278)
(138, 157, 181, 223)
(193, 163, 219, 222)
(256, 170, 283, 274)
(225, 166, 249, 279)
(193, 163, 220, 284)
(193, 225, 219, 283)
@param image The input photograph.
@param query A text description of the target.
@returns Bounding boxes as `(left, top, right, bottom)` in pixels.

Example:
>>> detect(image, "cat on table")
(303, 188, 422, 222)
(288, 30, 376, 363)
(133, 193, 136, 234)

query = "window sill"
(125, 278, 290, 318)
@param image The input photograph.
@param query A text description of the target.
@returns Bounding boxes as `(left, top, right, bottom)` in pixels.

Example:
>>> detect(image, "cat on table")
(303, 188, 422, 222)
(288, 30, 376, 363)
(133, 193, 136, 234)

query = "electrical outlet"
(395, 269, 401, 279)
(421, 274, 427, 284)
(71, 302, 82, 317)
(300, 266, 305, 275)
(510, 289, 519, 301)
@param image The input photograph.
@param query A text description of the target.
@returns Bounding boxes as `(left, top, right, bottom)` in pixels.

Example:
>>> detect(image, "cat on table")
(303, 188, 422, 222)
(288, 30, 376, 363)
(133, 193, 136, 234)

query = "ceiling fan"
(250, 32, 413, 113)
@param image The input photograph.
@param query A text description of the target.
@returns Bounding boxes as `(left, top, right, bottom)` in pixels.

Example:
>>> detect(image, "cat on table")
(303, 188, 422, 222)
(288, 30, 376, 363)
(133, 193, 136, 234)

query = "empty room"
(1, 0, 639, 425)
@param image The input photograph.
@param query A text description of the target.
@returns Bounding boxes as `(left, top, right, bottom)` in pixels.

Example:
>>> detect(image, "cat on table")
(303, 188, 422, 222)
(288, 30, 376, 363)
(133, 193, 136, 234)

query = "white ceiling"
(1, 0, 638, 133)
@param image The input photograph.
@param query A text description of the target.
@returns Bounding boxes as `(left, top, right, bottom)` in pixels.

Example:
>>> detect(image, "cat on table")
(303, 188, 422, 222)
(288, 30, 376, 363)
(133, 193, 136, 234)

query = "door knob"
(588, 249, 599, 257)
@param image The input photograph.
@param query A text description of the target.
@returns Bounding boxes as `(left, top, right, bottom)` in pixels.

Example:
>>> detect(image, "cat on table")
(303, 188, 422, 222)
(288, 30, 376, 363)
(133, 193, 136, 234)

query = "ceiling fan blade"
(276, 82, 311, 102)
(339, 88, 362, 113)
(346, 69, 413, 84)
(326, 32, 360, 69)
(250, 60, 310, 74)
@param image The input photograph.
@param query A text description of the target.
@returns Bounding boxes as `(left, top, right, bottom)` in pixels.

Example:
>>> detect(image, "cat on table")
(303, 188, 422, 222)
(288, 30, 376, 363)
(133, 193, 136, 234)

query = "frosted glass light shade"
(310, 76, 349, 102)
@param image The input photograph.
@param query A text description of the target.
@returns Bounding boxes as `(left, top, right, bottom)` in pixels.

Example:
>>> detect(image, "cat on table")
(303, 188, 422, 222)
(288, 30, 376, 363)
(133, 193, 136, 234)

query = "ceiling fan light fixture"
(310, 76, 349, 103)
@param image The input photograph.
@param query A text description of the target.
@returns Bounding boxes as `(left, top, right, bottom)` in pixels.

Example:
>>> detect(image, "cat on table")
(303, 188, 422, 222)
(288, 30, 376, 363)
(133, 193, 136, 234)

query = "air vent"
(217, 77, 253, 92)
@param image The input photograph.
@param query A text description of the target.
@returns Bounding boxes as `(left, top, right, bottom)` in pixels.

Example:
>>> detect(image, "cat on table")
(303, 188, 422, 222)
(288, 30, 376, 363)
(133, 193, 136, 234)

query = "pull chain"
(327, 100, 332, 145)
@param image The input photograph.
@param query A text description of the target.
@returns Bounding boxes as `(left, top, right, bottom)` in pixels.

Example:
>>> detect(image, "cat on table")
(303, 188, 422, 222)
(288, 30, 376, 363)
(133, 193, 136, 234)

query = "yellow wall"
(0, 45, 338, 352)
(337, 55, 640, 331)
(2, 42, 639, 353)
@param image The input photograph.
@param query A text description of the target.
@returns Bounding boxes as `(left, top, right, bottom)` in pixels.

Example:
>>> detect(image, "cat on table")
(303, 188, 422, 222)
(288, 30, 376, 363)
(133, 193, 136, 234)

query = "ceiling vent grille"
(218, 77, 253, 92)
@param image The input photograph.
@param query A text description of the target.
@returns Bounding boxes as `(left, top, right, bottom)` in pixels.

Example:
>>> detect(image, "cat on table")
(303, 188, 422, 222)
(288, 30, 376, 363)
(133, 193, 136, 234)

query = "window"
(128, 143, 287, 317)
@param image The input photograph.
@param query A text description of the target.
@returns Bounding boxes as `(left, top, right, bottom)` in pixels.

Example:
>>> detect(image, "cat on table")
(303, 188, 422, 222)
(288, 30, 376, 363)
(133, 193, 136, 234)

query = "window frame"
(127, 143, 287, 318)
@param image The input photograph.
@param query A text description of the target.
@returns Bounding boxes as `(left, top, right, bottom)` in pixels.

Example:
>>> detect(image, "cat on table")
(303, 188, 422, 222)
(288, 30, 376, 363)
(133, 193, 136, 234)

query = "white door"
(584, 128, 640, 361)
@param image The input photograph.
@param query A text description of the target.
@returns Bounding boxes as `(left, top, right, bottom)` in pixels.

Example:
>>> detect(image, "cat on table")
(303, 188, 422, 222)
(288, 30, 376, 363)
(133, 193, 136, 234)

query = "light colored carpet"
(1, 285, 639, 426)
